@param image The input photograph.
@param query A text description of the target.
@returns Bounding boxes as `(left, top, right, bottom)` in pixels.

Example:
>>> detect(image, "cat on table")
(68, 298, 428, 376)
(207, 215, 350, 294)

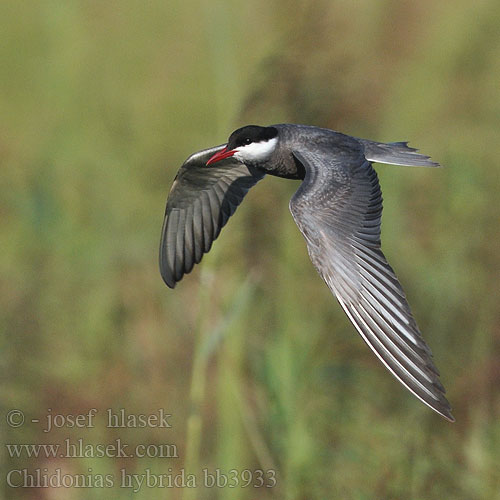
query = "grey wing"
(290, 148, 453, 421)
(160, 145, 265, 288)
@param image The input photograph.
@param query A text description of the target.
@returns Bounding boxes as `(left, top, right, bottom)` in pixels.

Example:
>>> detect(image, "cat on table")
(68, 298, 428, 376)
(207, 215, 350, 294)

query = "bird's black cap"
(227, 125, 278, 150)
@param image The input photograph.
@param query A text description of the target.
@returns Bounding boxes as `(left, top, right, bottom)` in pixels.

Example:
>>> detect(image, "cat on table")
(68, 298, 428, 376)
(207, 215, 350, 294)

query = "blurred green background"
(2, 0, 500, 499)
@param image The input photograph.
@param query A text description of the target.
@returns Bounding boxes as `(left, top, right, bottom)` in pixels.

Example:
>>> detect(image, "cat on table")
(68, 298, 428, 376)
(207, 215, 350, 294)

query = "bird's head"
(206, 125, 278, 166)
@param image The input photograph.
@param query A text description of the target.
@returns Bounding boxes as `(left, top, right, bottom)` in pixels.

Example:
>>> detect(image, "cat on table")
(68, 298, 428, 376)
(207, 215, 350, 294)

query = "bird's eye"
(243, 138, 251, 145)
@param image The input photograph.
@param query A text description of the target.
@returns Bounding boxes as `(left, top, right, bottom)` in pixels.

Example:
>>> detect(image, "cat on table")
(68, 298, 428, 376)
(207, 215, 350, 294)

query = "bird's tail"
(358, 139, 440, 167)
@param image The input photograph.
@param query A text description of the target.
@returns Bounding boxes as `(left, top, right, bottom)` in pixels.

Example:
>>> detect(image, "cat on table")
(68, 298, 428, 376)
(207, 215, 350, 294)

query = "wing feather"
(183, 204, 194, 275)
(192, 198, 204, 263)
(289, 148, 453, 421)
(159, 145, 265, 288)
(175, 209, 186, 281)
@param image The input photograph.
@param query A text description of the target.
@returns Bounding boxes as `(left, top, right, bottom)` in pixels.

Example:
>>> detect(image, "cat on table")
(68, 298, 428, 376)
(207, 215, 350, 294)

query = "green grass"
(2, 1, 500, 499)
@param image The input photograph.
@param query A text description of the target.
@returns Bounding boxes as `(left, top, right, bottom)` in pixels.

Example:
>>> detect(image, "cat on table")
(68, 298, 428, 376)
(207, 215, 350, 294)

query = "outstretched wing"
(160, 145, 265, 288)
(289, 147, 453, 421)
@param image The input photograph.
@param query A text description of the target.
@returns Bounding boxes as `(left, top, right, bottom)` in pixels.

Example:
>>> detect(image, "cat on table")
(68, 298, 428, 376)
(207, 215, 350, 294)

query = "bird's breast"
(262, 150, 305, 180)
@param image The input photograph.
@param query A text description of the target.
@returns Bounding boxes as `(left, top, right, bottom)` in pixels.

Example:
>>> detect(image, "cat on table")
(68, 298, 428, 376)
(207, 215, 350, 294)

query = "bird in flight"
(159, 123, 453, 421)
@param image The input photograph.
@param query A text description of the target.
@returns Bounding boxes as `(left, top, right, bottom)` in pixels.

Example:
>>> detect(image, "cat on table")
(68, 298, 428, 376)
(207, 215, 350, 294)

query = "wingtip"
(160, 264, 177, 289)
(432, 394, 455, 422)
(159, 254, 177, 289)
(160, 272, 175, 289)
(439, 403, 455, 422)
(164, 277, 177, 289)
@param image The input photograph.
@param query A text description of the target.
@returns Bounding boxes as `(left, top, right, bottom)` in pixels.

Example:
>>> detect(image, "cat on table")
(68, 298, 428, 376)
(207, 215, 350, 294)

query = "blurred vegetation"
(1, 0, 500, 499)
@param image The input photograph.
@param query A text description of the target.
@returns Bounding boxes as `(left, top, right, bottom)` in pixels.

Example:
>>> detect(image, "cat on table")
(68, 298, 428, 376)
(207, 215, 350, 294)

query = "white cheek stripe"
(234, 137, 278, 162)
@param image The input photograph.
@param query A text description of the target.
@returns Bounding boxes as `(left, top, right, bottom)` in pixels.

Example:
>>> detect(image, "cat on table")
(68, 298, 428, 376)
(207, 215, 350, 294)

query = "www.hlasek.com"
(6, 468, 277, 491)
(6, 439, 178, 459)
